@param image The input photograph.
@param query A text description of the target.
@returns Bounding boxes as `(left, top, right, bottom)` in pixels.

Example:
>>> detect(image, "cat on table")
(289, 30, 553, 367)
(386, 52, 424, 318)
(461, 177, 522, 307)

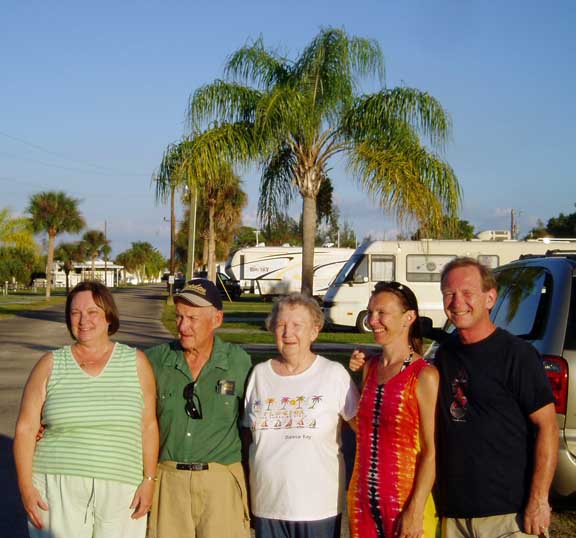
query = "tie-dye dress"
(348, 356, 437, 538)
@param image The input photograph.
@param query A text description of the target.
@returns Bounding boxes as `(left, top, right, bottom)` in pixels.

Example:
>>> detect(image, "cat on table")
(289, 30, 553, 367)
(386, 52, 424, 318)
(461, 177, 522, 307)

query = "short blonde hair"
(441, 257, 497, 292)
(266, 293, 325, 332)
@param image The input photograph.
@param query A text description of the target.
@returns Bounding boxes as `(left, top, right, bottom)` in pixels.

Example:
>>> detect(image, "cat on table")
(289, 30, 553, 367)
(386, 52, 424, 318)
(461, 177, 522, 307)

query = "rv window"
(333, 254, 365, 285)
(478, 255, 499, 269)
(371, 255, 395, 282)
(406, 255, 455, 282)
(351, 255, 369, 283)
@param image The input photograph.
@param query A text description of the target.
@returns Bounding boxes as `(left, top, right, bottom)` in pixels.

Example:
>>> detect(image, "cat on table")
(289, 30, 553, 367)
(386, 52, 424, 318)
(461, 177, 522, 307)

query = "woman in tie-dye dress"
(348, 281, 439, 538)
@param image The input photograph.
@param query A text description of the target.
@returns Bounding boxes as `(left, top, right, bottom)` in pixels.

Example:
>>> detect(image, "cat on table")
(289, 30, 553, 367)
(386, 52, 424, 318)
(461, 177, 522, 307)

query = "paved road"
(0, 285, 172, 538)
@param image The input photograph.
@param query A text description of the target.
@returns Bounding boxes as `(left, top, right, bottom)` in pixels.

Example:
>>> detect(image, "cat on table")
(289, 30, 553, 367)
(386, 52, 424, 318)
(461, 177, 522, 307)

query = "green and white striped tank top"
(33, 343, 144, 486)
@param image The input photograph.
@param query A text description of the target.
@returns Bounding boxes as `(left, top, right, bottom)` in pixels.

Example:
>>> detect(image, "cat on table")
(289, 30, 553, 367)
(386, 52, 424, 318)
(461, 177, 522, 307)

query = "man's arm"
(523, 402, 558, 535)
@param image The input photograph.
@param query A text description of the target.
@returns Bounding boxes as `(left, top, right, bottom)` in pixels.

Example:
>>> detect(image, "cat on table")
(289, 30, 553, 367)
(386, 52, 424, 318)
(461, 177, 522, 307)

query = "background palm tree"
(81, 229, 110, 280)
(169, 137, 245, 282)
(115, 242, 166, 283)
(55, 241, 85, 292)
(27, 191, 85, 298)
(188, 27, 461, 294)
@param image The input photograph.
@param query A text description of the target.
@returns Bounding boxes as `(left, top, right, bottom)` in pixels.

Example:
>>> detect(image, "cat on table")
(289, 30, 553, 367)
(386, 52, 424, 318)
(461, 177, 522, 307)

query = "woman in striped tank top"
(14, 281, 159, 538)
(347, 281, 439, 538)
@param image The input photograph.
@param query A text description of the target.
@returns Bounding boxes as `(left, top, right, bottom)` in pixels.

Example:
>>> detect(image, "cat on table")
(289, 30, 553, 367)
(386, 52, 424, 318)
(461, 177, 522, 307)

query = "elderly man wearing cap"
(146, 278, 252, 538)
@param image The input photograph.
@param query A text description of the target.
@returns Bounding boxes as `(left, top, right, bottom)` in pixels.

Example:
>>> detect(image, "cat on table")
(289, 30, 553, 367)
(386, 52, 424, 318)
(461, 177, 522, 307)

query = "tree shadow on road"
(0, 435, 29, 538)
(14, 310, 65, 324)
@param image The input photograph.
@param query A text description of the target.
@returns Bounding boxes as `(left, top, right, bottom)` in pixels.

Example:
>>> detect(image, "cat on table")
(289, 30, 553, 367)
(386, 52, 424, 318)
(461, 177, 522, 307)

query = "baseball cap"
(174, 278, 223, 310)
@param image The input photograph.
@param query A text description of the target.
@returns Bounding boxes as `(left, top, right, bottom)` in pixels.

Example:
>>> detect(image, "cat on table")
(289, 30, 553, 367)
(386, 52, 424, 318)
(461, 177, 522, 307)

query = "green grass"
(161, 297, 376, 345)
(0, 290, 67, 319)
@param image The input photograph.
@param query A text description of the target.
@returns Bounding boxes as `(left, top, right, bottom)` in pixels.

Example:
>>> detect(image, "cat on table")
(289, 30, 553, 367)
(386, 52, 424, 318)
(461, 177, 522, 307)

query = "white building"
(51, 259, 125, 288)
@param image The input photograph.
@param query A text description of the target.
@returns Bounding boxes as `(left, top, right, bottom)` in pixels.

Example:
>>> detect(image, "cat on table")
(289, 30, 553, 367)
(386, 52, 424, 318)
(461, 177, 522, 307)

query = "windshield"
(332, 254, 364, 286)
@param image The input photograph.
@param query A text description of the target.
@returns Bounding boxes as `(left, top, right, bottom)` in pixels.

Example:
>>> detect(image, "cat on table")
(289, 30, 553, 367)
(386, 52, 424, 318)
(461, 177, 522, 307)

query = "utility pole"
(510, 208, 522, 239)
(186, 185, 197, 281)
(104, 220, 108, 285)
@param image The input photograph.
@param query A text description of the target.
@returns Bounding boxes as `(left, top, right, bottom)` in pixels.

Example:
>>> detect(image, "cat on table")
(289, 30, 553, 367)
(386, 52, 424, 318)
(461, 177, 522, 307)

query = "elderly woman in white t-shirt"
(243, 293, 359, 538)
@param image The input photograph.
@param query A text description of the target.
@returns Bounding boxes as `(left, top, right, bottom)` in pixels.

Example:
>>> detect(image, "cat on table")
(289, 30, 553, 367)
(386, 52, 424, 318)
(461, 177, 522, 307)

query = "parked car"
(491, 253, 576, 501)
(173, 271, 242, 300)
(426, 252, 576, 500)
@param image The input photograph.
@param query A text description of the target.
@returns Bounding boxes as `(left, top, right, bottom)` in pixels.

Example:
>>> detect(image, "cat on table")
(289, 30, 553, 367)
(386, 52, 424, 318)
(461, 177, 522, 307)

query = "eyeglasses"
(183, 382, 203, 419)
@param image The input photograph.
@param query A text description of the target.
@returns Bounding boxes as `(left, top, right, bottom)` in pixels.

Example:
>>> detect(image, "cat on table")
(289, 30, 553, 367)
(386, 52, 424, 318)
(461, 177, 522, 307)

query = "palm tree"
(82, 229, 110, 280)
(55, 241, 85, 292)
(197, 166, 246, 281)
(116, 242, 166, 283)
(172, 138, 245, 282)
(188, 27, 461, 295)
(27, 191, 85, 298)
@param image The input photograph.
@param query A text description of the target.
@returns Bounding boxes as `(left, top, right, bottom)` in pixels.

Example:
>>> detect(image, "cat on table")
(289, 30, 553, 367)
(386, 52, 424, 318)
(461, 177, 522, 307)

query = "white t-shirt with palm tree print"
(243, 355, 359, 521)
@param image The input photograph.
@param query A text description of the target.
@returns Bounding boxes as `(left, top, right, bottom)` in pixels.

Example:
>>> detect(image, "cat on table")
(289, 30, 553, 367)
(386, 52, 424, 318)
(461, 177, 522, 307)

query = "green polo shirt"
(146, 336, 252, 464)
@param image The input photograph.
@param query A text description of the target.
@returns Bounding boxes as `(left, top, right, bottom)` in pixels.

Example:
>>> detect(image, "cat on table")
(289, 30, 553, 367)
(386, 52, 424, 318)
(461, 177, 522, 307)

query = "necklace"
(399, 348, 415, 373)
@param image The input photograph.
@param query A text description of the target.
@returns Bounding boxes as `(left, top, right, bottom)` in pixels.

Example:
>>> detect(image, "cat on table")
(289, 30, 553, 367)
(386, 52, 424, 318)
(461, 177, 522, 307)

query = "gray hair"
(266, 293, 325, 332)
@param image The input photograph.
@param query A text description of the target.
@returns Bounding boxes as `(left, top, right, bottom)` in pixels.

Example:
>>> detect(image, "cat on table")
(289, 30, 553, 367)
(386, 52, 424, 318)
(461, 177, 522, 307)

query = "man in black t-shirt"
(436, 257, 558, 538)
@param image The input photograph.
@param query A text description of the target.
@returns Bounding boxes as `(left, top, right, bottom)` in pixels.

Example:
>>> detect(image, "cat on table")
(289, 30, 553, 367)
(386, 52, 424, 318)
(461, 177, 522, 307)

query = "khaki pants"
(147, 461, 250, 538)
(30, 473, 146, 538)
(442, 513, 548, 538)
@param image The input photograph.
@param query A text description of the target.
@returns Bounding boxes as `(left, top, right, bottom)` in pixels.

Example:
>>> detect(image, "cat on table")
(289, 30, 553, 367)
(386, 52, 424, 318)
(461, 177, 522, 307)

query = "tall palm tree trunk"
(45, 231, 56, 299)
(202, 235, 208, 271)
(207, 203, 216, 282)
(301, 194, 317, 296)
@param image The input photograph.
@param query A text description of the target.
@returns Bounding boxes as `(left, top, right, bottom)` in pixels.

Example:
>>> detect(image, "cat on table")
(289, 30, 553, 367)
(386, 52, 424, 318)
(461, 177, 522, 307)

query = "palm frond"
(257, 145, 298, 226)
(225, 36, 291, 89)
(188, 81, 262, 130)
(343, 88, 452, 151)
(347, 137, 461, 233)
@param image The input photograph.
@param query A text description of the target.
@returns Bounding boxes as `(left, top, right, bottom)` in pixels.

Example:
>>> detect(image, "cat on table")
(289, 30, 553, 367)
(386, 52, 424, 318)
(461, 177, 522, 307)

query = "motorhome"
(225, 246, 355, 298)
(322, 238, 576, 332)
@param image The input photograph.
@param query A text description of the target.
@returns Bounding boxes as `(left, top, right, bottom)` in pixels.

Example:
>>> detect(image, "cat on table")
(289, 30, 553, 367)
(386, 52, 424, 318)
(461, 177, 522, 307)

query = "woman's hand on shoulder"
(21, 485, 48, 529)
(130, 479, 155, 519)
(349, 349, 367, 372)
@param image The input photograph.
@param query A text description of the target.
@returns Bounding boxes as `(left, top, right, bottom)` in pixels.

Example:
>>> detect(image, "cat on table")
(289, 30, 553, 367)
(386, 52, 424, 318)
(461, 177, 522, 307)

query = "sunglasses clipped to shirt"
(183, 381, 203, 419)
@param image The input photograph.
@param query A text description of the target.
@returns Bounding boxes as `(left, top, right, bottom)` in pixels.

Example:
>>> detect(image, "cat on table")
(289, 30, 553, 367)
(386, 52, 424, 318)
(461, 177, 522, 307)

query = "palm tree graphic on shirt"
(309, 395, 323, 408)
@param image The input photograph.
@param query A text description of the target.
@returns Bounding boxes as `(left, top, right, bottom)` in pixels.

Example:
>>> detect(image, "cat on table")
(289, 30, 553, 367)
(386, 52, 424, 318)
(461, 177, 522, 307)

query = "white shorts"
(29, 473, 146, 538)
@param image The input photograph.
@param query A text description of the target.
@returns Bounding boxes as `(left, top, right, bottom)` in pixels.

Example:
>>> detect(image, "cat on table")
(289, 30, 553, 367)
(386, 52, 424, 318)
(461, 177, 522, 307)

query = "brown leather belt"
(175, 462, 209, 471)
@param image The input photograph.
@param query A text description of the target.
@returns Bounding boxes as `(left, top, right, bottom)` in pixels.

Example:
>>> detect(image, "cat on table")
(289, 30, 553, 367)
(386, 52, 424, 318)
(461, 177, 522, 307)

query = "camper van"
(322, 238, 576, 332)
(225, 246, 355, 298)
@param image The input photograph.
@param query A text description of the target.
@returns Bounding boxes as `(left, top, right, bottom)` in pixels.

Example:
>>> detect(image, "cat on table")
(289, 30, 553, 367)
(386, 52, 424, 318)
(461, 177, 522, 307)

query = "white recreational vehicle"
(322, 238, 576, 332)
(225, 246, 355, 298)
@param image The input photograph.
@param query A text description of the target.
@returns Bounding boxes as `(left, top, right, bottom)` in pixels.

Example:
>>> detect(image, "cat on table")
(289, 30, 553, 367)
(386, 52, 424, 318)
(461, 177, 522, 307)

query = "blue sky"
(1, 0, 574, 257)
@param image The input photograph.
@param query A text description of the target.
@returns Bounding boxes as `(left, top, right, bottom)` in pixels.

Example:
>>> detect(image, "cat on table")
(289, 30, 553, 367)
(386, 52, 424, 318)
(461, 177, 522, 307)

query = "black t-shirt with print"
(435, 328, 554, 518)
